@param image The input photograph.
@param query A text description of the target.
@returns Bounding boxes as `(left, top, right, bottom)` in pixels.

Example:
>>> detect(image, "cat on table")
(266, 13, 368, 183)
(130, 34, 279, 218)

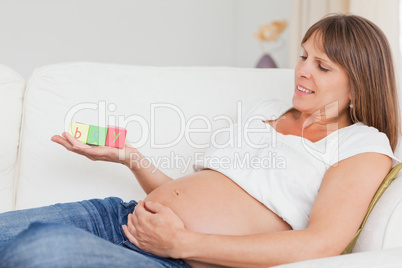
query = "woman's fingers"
(52, 132, 124, 163)
(127, 214, 136, 233)
(51, 133, 87, 150)
(51, 134, 92, 157)
(51, 135, 73, 150)
(62, 132, 91, 149)
(123, 201, 186, 258)
(124, 213, 142, 247)
(51, 134, 84, 153)
(132, 201, 146, 225)
(122, 224, 139, 246)
(144, 201, 164, 213)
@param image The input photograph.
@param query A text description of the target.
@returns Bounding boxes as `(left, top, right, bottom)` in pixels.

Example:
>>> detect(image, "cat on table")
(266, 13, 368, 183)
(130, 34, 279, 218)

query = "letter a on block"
(105, 126, 127, 149)
(68, 122, 89, 144)
(87, 125, 108, 146)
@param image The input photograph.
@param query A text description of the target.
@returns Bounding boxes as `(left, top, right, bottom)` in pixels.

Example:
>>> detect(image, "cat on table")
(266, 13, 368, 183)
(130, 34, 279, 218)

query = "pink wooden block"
(105, 126, 127, 149)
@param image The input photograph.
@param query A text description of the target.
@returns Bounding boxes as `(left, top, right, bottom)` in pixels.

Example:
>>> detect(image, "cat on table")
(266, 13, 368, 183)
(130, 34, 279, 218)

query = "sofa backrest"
(0, 64, 25, 212)
(15, 62, 294, 209)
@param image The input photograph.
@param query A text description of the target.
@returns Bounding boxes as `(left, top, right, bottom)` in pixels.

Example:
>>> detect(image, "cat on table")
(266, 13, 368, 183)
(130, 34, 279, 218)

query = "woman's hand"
(52, 132, 172, 194)
(51, 132, 137, 166)
(122, 200, 188, 259)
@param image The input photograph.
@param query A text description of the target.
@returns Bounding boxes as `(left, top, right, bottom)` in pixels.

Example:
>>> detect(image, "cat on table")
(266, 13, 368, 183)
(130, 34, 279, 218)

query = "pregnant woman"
(0, 14, 400, 268)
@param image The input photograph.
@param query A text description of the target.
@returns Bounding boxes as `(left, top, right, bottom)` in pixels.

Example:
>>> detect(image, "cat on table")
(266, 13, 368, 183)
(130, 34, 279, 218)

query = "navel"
(173, 189, 180, 197)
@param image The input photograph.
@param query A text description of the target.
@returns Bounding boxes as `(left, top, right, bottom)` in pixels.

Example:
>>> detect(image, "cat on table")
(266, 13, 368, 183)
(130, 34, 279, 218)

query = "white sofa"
(1, 62, 402, 267)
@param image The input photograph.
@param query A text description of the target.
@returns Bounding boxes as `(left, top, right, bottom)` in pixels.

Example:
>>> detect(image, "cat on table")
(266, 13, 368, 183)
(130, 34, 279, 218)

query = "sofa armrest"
(273, 247, 402, 268)
(0, 64, 25, 212)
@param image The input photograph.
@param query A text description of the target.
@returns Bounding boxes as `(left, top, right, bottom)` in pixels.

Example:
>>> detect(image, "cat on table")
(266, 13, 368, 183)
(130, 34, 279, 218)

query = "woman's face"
(293, 34, 351, 120)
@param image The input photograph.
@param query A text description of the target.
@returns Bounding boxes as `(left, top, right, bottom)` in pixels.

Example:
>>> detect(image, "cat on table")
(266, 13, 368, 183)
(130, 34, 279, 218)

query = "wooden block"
(87, 125, 108, 146)
(105, 126, 127, 149)
(68, 122, 89, 144)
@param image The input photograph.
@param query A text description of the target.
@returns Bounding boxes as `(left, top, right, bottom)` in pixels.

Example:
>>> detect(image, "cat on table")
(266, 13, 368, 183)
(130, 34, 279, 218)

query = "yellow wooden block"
(68, 122, 89, 144)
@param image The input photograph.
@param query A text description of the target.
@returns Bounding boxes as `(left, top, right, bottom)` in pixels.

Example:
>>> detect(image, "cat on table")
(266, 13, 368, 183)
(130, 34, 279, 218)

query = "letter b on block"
(68, 122, 89, 144)
(105, 126, 127, 149)
(87, 125, 108, 146)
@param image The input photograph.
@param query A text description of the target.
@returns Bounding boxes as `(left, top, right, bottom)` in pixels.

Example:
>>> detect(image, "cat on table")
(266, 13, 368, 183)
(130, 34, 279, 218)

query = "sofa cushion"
(273, 246, 402, 268)
(0, 64, 25, 212)
(353, 173, 402, 252)
(15, 62, 294, 209)
(342, 163, 402, 253)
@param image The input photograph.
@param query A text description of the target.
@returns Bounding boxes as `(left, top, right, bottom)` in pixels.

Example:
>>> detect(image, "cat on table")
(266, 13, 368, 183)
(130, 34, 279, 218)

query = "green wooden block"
(86, 125, 108, 146)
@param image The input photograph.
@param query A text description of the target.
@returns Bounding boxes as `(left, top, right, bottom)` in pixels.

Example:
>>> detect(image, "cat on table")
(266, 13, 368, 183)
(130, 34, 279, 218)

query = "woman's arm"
(121, 146, 173, 194)
(51, 132, 172, 194)
(124, 152, 392, 267)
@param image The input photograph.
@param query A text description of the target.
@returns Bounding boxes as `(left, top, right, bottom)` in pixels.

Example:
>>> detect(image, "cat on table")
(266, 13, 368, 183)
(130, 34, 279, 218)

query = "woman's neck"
(293, 107, 352, 133)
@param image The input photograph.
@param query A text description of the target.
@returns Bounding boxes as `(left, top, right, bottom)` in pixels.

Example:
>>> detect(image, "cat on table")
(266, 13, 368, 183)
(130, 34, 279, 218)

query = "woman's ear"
(348, 91, 353, 102)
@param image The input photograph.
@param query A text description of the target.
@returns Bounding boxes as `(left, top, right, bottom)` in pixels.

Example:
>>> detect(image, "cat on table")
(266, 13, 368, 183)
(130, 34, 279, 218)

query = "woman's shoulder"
(341, 122, 388, 140)
(335, 122, 399, 166)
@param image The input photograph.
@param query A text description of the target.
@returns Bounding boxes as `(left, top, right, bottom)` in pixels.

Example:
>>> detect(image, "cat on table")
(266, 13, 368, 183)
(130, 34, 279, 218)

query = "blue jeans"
(0, 197, 191, 268)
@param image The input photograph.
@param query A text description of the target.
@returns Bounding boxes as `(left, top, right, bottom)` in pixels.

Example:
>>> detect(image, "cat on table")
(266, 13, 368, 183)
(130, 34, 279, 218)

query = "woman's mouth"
(296, 85, 315, 95)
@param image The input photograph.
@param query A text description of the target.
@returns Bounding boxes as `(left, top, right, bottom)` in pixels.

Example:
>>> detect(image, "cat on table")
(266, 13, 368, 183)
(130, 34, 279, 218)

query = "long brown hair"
(302, 14, 400, 151)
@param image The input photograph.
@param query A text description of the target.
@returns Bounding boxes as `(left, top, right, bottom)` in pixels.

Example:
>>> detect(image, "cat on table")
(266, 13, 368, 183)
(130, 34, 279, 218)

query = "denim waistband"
(88, 197, 191, 268)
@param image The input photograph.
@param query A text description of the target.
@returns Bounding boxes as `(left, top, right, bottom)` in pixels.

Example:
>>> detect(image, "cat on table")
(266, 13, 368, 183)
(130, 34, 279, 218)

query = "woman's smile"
(295, 85, 315, 95)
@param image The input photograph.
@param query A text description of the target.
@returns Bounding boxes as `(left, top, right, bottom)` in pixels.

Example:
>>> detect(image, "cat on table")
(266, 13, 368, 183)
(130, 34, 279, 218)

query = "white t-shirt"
(193, 99, 399, 230)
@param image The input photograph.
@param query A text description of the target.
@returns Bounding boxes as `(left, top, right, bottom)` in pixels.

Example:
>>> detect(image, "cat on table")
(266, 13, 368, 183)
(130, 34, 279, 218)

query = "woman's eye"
(319, 65, 330, 72)
(299, 55, 307, 60)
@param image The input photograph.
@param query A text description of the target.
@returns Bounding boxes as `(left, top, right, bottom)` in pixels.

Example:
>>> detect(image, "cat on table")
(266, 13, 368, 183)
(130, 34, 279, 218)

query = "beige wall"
(0, 0, 292, 78)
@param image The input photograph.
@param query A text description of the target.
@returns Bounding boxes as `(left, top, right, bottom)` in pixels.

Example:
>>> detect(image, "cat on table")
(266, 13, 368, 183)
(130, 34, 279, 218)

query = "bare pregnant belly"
(144, 169, 291, 268)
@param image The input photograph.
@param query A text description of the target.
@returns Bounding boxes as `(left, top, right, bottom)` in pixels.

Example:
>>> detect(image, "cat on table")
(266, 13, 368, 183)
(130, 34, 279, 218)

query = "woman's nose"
(297, 60, 312, 79)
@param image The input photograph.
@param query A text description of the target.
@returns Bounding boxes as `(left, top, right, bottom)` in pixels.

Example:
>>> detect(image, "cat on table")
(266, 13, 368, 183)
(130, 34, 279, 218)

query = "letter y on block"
(105, 126, 127, 149)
